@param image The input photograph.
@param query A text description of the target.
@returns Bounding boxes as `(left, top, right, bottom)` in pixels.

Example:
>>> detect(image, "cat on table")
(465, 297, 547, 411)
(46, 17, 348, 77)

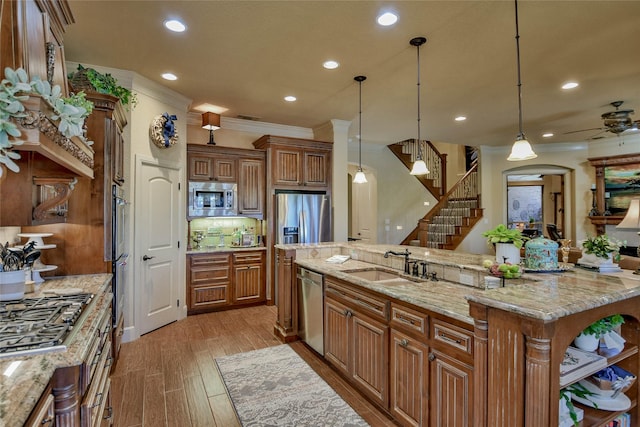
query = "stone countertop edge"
(284, 242, 640, 324)
(0, 273, 113, 427)
(186, 245, 267, 254)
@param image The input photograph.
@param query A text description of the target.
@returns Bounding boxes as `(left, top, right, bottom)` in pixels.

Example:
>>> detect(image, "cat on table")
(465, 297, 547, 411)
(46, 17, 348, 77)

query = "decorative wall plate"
(149, 112, 178, 148)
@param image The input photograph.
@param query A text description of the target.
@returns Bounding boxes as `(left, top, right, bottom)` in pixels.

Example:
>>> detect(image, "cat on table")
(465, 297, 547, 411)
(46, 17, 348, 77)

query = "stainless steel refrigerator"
(275, 191, 332, 245)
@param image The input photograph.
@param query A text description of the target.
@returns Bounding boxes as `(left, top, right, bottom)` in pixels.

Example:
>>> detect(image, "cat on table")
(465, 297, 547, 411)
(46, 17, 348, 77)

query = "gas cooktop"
(0, 293, 94, 358)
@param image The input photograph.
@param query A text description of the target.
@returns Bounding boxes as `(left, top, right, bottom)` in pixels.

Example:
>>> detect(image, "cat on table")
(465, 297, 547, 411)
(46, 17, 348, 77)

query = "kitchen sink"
(342, 268, 419, 283)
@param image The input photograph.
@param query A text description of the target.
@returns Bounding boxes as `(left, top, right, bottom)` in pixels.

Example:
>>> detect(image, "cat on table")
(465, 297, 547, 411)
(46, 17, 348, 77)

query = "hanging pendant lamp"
(409, 37, 429, 175)
(353, 75, 368, 184)
(507, 0, 537, 161)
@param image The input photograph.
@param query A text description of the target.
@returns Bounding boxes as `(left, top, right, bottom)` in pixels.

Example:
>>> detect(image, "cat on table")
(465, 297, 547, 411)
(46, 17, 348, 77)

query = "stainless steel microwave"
(188, 181, 238, 217)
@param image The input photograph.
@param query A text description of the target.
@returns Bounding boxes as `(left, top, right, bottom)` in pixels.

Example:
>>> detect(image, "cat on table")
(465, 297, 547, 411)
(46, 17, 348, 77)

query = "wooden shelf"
(576, 398, 636, 426)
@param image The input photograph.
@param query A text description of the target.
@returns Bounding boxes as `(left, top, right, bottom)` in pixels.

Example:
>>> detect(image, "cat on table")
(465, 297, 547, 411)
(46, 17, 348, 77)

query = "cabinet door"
(238, 158, 265, 217)
(232, 251, 265, 304)
(213, 157, 237, 182)
(274, 148, 303, 186)
(302, 150, 329, 187)
(188, 155, 214, 181)
(352, 311, 389, 407)
(429, 349, 473, 427)
(390, 329, 429, 427)
(324, 297, 350, 377)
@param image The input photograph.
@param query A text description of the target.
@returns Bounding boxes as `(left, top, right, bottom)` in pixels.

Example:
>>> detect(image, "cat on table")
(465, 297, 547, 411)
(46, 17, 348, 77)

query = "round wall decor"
(149, 112, 178, 148)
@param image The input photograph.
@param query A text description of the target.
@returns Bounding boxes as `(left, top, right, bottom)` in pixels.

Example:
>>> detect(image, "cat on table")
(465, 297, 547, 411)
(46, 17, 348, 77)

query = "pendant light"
(507, 0, 537, 161)
(353, 75, 368, 184)
(409, 37, 429, 175)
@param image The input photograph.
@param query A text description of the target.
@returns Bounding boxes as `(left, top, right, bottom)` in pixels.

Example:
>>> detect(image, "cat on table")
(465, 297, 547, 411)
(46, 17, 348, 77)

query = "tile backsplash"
(189, 217, 264, 247)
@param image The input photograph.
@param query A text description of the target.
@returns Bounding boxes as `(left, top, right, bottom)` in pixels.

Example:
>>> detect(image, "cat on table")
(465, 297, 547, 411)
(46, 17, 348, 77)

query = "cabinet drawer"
(191, 266, 230, 285)
(25, 391, 54, 427)
(191, 284, 230, 308)
(190, 254, 230, 267)
(325, 280, 388, 321)
(390, 303, 428, 337)
(431, 318, 473, 356)
(82, 340, 112, 427)
(83, 307, 112, 393)
(233, 251, 264, 264)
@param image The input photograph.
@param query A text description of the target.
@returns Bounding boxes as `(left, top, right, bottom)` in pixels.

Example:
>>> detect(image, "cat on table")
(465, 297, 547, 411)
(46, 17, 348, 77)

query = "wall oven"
(188, 181, 238, 217)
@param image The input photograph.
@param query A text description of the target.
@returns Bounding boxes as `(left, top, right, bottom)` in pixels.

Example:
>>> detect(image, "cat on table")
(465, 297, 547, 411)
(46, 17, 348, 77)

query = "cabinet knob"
(400, 338, 409, 347)
(428, 352, 436, 361)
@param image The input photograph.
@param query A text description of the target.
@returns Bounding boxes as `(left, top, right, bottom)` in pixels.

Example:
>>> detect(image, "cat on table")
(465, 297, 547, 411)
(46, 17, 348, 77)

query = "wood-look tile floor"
(111, 305, 397, 427)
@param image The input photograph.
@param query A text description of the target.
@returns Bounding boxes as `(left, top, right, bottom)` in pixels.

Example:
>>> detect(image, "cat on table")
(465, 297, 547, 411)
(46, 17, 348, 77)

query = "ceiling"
(63, 1, 640, 149)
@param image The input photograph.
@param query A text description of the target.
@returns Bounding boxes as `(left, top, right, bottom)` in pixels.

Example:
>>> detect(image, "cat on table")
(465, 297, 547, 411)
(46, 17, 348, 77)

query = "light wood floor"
(111, 305, 397, 427)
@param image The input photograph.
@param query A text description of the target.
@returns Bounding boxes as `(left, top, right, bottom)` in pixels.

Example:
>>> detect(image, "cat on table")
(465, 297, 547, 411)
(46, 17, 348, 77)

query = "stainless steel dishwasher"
(297, 266, 324, 355)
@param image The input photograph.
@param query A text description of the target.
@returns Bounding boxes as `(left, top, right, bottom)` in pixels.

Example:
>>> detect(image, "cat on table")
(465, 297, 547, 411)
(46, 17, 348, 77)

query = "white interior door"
(352, 174, 377, 243)
(135, 157, 181, 335)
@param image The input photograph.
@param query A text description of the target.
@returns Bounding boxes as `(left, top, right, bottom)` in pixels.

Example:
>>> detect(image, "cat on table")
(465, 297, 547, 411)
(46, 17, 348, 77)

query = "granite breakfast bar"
(0, 273, 113, 427)
(275, 242, 640, 427)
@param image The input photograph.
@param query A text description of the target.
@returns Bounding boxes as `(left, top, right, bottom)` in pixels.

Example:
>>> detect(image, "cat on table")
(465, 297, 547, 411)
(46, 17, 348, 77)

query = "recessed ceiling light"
(542, 132, 554, 138)
(561, 82, 579, 90)
(284, 96, 297, 102)
(323, 60, 339, 70)
(162, 73, 178, 81)
(164, 19, 186, 32)
(454, 116, 466, 122)
(377, 12, 398, 26)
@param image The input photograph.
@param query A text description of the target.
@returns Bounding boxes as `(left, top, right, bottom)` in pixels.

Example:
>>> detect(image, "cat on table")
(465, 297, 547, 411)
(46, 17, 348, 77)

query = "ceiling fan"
(565, 101, 640, 138)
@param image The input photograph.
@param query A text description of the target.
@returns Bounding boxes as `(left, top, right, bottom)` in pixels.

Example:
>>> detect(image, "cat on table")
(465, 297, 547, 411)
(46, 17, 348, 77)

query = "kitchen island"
(275, 242, 640, 427)
(0, 273, 112, 427)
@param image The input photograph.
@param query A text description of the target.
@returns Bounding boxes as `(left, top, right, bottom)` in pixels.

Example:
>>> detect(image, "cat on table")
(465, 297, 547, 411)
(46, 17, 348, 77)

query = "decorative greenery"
(581, 314, 624, 337)
(482, 224, 529, 249)
(560, 383, 598, 426)
(0, 67, 93, 173)
(70, 64, 137, 109)
(582, 234, 625, 259)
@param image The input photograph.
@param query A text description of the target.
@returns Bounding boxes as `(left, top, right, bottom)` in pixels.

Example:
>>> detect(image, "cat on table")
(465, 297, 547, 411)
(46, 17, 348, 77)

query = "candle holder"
(588, 188, 600, 216)
(603, 193, 612, 216)
(559, 239, 572, 264)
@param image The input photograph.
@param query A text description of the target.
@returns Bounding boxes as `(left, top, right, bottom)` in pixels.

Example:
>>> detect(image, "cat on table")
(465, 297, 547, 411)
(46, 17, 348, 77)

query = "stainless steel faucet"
(384, 249, 411, 274)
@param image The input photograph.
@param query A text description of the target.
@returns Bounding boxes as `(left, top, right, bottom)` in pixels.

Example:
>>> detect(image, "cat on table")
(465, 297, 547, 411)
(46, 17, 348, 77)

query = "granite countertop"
(296, 258, 480, 325)
(287, 242, 640, 325)
(187, 245, 266, 254)
(0, 273, 113, 427)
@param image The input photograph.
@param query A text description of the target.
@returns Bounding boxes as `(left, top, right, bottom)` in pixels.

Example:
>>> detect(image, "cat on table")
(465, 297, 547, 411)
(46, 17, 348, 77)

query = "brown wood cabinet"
(232, 251, 266, 304)
(187, 144, 266, 219)
(238, 158, 265, 218)
(324, 278, 389, 407)
(187, 253, 232, 313)
(469, 294, 640, 427)
(187, 250, 266, 314)
(429, 349, 472, 427)
(188, 154, 237, 182)
(25, 385, 55, 427)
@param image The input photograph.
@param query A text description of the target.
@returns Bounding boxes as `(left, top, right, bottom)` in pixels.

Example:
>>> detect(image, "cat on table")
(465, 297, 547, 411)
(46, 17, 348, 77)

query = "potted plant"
(560, 383, 597, 426)
(1, 67, 93, 175)
(578, 234, 625, 266)
(574, 314, 624, 351)
(68, 64, 137, 109)
(482, 224, 529, 264)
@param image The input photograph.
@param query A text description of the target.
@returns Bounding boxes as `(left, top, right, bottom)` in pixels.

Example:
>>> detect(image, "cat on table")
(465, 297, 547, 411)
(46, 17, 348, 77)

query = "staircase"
(388, 140, 483, 249)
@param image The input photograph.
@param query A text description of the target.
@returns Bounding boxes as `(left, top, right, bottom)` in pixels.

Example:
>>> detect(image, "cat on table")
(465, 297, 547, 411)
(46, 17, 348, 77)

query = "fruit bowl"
(483, 260, 521, 279)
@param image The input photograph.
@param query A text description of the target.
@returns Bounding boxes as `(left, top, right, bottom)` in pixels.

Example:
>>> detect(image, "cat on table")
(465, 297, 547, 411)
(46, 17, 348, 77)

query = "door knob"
(142, 255, 155, 261)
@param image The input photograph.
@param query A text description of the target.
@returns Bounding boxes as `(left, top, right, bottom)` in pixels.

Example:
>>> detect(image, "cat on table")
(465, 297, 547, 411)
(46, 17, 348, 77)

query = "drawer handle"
(91, 392, 104, 409)
(439, 333, 463, 345)
(400, 338, 409, 347)
(103, 407, 113, 420)
(41, 416, 54, 425)
(397, 315, 416, 325)
(92, 350, 102, 366)
(106, 356, 113, 368)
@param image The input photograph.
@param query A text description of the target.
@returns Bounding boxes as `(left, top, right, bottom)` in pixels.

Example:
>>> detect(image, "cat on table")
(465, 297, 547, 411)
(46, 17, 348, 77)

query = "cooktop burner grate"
(0, 293, 93, 358)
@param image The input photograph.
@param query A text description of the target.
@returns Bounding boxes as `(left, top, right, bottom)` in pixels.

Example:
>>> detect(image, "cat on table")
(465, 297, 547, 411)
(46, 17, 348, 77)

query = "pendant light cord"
(515, 0, 524, 139)
(354, 75, 367, 171)
(410, 37, 427, 160)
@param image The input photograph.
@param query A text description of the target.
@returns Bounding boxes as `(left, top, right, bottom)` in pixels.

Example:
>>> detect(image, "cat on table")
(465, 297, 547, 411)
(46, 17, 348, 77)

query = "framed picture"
(604, 164, 640, 215)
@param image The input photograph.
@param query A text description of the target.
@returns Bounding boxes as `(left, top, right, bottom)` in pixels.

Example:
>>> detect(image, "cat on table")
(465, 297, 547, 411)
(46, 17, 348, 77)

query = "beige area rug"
(215, 345, 369, 427)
